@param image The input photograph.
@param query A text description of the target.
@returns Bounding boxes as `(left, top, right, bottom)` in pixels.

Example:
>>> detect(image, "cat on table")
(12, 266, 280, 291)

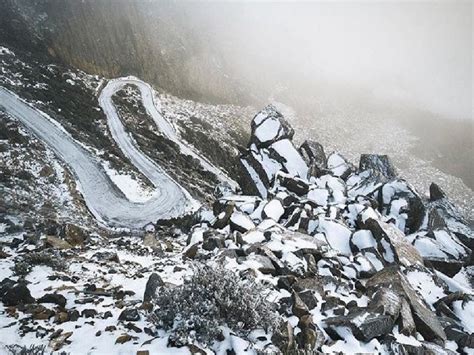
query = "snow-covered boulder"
(262, 199, 285, 222)
(250, 105, 294, 147)
(365, 218, 424, 267)
(359, 154, 396, 180)
(326, 152, 352, 180)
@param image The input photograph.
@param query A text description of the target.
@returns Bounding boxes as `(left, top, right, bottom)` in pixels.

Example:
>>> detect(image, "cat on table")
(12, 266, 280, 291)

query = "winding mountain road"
(0, 77, 236, 228)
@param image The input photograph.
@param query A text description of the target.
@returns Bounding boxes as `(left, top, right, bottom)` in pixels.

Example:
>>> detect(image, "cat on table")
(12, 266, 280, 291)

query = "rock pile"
(186, 105, 473, 353)
(0, 104, 472, 354)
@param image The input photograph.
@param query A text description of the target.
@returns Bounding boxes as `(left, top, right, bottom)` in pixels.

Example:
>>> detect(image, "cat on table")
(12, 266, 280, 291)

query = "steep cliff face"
(0, 0, 248, 104)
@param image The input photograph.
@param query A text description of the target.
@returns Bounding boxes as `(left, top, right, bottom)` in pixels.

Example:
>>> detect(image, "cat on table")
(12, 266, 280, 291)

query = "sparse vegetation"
(13, 250, 68, 276)
(6, 344, 46, 355)
(151, 264, 280, 346)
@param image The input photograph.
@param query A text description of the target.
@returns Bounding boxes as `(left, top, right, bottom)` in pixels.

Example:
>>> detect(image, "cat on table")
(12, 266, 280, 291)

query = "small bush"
(151, 264, 279, 346)
(13, 250, 68, 276)
(6, 344, 46, 355)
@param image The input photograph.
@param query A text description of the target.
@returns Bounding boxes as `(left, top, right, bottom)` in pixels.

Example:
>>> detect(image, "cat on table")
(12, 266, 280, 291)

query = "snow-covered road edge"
(101, 77, 238, 190)
(0, 81, 204, 229)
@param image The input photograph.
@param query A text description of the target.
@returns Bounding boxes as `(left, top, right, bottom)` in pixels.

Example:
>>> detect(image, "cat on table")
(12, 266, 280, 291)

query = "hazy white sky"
(190, 1, 472, 119)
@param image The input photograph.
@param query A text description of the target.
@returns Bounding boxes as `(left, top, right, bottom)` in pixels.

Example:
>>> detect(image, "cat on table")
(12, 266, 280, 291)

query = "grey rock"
(2, 283, 35, 306)
(118, 308, 140, 322)
(299, 140, 326, 169)
(359, 154, 396, 180)
(292, 291, 310, 318)
(143, 273, 164, 303)
(368, 288, 402, 319)
(325, 310, 394, 342)
(366, 267, 447, 343)
(365, 218, 424, 267)
(429, 182, 447, 201)
(38, 293, 67, 308)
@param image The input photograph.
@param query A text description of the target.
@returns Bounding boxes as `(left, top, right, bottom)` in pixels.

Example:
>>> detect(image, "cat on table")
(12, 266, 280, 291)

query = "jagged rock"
(213, 181, 234, 199)
(212, 201, 235, 229)
(271, 321, 296, 353)
(350, 229, 377, 252)
(421, 341, 458, 354)
(427, 208, 447, 230)
(229, 211, 255, 233)
(46, 235, 72, 249)
(0, 278, 15, 298)
(81, 309, 97, 318)
(118, 308, 140, 322)
(325, 310, 394, 342)
(61, 223, 88, 246)
(430, 182, 447, 201)
(202, 235, 225, 251)
(426, 197, 473, 250)
(183, 243, 199, 259)
(397, 298, 416, 336)
(2, 283, 35, 306)
(409, 229, 471, 276)
(317, 217, 352, 255)
(91, 251, 120, 263)
(262, 199, 285, 221)
(276, 174, 309, 196)
(292, 291, 310, 318)
(277, 275, 297, 291)
(359, 154, 396, 180)
(143, 273, 164, 303)
(239, 230, 266, 245)
(49, 331, 72, 351)
(299, 140, 326, 170)
(245, 254, 275, 274)
(327, 152, 352, 180)
(258, 246, 286, 273)
(297, 290, 318, 310)
(375, 180, 426, 233)
(365, 218, 423, 267)
(366, 267, 446, 343)
(250, 105, 294, 147)
(267, 139, 309, 179)
(38, 293, 67, 308)
(368, 288, 402, 319)
(292, 277, 324, 296)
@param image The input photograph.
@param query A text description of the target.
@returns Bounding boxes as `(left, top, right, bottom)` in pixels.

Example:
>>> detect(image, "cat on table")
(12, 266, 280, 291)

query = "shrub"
(6, 344, 46, 355)
(151, 264, 280, 347)
(13, 250, 68, 276)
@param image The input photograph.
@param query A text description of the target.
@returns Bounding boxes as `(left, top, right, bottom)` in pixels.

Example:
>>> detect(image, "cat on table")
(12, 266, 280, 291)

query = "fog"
(183, 1, 472, 120)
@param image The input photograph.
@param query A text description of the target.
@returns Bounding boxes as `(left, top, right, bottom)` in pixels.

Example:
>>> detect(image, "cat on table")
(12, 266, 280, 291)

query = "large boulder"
(143, 273, 164, 303)
(429, 182, 446, 201)
(250, 105, 294, 148)
(2, 283, 35, 306)
(324, 310, 395, 342)
(365, 218, 424, 267)
(366, 267, 447, 343)
(359, 154, 396, 180)
(409, 229, 471, 276)
(299, 140, 326, 171)
(326, 153, 352, 180)
(426, 196, 473, 251)
(61, 223, 88, 246)
(375, 180, 426, 233)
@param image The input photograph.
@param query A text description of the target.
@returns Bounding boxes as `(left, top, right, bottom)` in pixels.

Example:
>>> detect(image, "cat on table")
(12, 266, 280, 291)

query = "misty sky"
(187, 1, 472, 120)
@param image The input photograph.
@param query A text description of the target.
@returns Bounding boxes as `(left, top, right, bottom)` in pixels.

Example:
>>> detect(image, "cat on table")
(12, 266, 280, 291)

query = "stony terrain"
(0, 100, 473, 354)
